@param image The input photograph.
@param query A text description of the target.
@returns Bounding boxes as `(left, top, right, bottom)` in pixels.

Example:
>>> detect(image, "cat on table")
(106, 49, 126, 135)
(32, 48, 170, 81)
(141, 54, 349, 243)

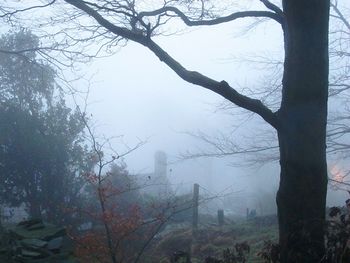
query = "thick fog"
(71, 22, 282, 214)
(69, 21, 347, 213)
(1, 0, 348, 221)
(2, 2, 350, 263)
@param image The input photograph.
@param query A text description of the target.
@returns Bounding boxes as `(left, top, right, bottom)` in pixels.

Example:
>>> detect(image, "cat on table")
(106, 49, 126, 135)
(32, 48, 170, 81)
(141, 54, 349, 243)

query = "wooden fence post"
(218, 209, 224, 226)
(192, 183, 199, 230)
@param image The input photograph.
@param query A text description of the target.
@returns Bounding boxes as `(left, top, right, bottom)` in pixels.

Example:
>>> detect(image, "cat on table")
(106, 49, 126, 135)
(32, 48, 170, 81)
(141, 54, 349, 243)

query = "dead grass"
(144, 217, 278, 262)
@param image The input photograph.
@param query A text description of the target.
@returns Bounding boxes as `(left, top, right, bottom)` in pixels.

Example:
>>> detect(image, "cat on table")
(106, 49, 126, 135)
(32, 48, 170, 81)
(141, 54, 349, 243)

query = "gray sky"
(79, 21, 282, 193)
(0, 0, 347, 216)
(8, 0, 346, 212)
(69, 13, 349, 210)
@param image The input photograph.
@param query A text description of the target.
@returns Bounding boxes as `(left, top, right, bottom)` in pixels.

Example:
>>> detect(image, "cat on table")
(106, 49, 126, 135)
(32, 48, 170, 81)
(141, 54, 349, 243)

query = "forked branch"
(64, 0, 280, 129)
(331, 1, 350, 30)
(260, 0, 284, 17)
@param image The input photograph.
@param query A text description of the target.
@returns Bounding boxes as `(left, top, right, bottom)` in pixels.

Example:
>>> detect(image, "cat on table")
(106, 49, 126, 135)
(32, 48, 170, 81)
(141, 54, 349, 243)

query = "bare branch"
(146, 40, 280, 128)
(331, 2, 350, 30)
(260, 0, 284, 17)
(138, 6, 284, 26)
(0, 0, 57, 18)
(64, 0, 279, 129)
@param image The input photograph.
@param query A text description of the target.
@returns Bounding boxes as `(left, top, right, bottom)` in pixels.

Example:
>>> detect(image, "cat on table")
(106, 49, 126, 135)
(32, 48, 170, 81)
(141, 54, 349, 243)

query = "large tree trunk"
(277, 1, 330, 262)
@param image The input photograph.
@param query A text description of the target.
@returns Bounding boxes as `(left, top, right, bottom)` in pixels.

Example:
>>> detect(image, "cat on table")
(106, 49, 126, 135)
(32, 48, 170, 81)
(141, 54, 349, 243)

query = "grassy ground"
(145, 216, 278, 262)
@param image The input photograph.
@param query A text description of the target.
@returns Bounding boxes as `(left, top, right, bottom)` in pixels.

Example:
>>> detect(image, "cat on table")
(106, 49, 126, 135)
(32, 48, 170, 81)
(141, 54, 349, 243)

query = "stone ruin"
(0, 219, 77, 262)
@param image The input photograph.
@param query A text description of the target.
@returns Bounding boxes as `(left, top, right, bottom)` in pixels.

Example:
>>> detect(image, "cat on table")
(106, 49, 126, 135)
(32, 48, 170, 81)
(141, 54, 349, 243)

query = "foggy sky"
(1, 0, 347, 215)
(81, 21, 281, 191)
(63, 6, 347, 211)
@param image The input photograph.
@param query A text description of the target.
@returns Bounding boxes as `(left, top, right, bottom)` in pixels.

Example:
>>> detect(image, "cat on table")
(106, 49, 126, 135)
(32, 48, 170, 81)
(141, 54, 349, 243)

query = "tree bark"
(277, 1, 330, 262)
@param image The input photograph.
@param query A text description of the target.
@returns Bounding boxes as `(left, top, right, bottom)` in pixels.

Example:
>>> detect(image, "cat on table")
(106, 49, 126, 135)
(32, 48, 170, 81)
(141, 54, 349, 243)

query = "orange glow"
(330, 165, 345, 183)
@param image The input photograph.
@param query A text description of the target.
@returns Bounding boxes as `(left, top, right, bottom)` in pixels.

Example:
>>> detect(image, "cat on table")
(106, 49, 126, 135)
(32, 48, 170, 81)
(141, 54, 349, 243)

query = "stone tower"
(154, 151, 171, 197)
(154, 151, 167, 178)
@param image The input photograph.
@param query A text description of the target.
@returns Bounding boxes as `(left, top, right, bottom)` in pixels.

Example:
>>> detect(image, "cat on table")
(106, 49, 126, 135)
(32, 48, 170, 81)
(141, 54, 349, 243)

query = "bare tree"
(181, 1, 350, 196)
(185, 1, 350, 192)
(182, 1, 350, 175)
(1, 0, 334, 262)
